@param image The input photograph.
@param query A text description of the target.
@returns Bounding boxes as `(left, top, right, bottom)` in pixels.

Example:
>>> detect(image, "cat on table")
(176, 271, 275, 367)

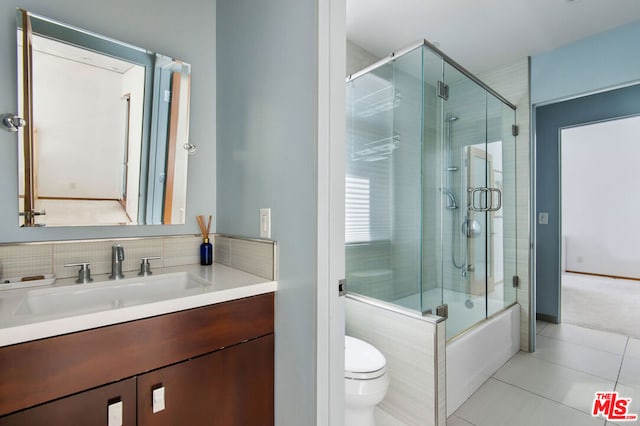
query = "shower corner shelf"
(351, 134, 400, 162)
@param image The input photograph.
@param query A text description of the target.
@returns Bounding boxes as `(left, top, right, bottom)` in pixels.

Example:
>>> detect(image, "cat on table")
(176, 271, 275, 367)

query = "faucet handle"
(138, 256, 161, 276)
(64, 262, 93, 284)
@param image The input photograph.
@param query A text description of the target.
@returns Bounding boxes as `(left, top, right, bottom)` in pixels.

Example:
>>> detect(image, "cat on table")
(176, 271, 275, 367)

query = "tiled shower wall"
(346, 296, 446, 426)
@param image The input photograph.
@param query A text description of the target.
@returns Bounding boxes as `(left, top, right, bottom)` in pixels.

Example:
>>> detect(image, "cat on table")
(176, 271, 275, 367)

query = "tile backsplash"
(0, 235, 276, 281)
(0, 236, 199, 280)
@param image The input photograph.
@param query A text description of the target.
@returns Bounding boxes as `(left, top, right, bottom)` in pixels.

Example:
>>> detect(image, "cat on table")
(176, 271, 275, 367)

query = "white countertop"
(0, 263, 277, 347)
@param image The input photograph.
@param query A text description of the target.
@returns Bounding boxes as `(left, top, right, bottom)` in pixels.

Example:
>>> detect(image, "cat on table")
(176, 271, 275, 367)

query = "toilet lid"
(345, 336, 386, 378)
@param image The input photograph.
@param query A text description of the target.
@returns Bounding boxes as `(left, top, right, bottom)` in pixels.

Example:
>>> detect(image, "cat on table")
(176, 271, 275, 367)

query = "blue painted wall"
(216, 0, 318, 424)
(531, 19, 640, 105)
(535, 85, 640, 320)
(532, 20, 640, 320)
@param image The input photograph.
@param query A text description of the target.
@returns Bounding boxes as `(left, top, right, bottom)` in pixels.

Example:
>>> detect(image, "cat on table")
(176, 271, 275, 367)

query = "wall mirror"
(16, 9, 192, 227)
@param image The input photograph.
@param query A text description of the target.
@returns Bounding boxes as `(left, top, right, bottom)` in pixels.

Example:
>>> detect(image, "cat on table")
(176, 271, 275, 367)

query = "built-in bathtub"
(346, 294, 520, 425)
(446, 304, 520, 415)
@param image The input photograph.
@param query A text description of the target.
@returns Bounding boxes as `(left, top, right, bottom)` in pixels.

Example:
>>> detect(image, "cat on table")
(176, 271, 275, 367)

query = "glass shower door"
(441, 62, 489, 338)
(345, 47, 425, 311)
(486, 94, 517, 317)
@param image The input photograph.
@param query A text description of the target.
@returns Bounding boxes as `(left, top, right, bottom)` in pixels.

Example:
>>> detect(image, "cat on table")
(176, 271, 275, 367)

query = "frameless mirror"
(16, 9, 192, 227)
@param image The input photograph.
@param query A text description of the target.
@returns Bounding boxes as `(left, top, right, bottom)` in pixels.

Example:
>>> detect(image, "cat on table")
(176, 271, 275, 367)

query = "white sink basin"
(15, 272, 210, 319)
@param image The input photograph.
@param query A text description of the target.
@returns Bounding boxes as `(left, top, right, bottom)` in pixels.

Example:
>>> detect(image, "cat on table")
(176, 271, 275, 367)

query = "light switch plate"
(152, 386, 165, 413)
(538, 212, 549, 225)
(260, 208, 271, 238)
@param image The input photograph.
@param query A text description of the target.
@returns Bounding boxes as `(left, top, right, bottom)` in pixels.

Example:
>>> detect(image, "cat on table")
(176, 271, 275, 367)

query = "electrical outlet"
(260, 208, 271, 238)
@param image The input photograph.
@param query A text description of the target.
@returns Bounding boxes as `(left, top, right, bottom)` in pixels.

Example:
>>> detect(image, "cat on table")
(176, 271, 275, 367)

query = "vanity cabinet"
(0, 378, 137, 426)
(0, 293, 274, 426)
(138, 334, 274, 425)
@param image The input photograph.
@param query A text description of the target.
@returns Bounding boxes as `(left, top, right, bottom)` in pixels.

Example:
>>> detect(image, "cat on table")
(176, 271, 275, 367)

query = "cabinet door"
(138, 334, 274, 426)
(0, 377, 136, 426)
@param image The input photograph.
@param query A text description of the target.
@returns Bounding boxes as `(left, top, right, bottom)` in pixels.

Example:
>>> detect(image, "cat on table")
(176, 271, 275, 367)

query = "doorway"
(534, 83, 640, 327)
(558, 114, 640, 338)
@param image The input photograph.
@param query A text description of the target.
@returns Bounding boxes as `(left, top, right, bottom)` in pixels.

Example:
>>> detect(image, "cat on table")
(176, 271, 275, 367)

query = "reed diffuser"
(197, 215, 213, 265)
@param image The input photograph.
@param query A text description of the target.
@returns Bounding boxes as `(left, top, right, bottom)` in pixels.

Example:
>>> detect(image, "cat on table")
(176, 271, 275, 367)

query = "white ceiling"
(347, 0, 640, 74)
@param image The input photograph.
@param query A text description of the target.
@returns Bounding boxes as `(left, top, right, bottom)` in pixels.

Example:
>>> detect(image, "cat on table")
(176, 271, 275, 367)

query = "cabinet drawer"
(0, 378, 136, 426)
(138, 334, 274, 426)
(0, 292, 274, 416)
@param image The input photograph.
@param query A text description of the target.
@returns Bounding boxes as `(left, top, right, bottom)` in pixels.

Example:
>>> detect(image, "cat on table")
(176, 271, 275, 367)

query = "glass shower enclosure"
(345, 41, 517, 339)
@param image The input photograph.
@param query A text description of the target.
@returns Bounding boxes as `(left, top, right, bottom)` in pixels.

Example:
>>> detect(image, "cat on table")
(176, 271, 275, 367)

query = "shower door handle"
(468, 187, 490, 212)
(488, 188, 502, 212)
(468, 187, 502, 212)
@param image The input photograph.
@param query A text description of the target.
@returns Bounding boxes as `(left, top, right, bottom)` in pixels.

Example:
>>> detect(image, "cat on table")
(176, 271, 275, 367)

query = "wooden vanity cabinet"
(0, 293, 274, 426)
(0, 378, 137, 426)
(138, 334, 274, 426)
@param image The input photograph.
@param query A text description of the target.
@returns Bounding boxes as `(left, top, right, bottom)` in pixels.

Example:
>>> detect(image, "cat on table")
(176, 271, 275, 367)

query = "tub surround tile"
(346, 296, 442, 426)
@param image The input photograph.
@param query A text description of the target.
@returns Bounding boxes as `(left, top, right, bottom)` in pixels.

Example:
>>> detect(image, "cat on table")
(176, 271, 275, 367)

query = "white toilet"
(344, 335, 390, 426)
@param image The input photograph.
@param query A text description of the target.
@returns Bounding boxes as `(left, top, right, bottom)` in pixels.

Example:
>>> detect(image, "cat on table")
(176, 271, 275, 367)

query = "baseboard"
(536, 313, 558, 324)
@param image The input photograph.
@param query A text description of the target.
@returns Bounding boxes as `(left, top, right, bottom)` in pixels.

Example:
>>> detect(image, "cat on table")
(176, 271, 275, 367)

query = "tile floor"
(449, 321, 640, 426)
(376, 321, 640, 425)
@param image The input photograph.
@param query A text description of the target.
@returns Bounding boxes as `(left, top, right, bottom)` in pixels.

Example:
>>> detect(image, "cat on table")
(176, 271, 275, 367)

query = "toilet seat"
(345, 336, 386, 380)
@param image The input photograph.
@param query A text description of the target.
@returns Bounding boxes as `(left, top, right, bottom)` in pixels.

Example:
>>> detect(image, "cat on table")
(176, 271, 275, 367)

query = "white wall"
(34, 51, 124, 198)
(122, 65, 145, 222)
(346, 39, 378, 76)
(561, 115, 640, 278)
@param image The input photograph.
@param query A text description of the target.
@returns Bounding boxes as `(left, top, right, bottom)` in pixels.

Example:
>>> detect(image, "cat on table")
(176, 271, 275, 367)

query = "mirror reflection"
(17, 9, 192, 227)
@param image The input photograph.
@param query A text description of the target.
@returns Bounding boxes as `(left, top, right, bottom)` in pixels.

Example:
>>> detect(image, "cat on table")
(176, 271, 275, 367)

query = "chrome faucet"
(109, 244, 125, 280)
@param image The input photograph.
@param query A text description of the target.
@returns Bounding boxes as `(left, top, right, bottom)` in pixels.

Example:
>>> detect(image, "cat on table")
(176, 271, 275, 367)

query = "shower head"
(446, 116, 459, 122)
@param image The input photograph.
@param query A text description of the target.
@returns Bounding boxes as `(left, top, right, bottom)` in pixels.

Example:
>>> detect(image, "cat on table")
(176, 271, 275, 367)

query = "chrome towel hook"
(1, 113, 26, 132)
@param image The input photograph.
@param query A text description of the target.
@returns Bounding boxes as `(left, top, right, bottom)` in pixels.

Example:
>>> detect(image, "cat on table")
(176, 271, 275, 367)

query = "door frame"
(316, 0, 346, 424)
(533, 82, 640, 324)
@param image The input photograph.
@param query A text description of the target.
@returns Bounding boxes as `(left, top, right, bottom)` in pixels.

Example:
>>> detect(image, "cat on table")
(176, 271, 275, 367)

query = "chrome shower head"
(446, 116, 459, 122)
